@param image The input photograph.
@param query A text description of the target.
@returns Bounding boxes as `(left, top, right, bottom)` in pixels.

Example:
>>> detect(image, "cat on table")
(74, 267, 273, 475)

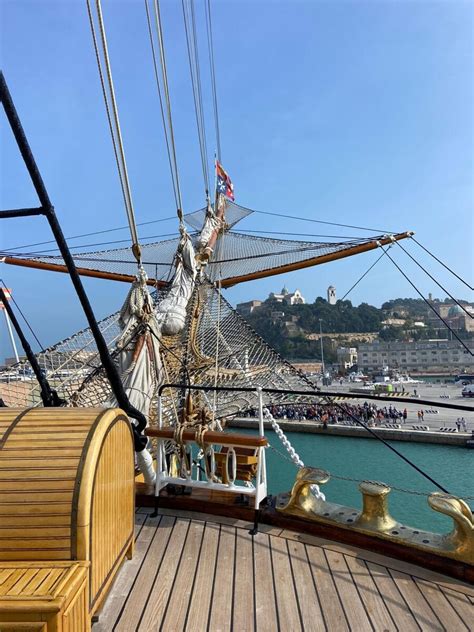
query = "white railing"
(151, 389, 267, 509)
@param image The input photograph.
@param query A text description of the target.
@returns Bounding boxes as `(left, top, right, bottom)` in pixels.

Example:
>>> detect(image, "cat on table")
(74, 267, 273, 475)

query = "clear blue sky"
(0, 0, 473, 361)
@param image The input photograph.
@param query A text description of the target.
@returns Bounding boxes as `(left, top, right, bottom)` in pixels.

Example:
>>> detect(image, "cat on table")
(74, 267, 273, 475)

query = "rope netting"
(2, 231, 385, 287)
(184, 201, 253, 230)
(0, 281, 318, 425)
(204, 231, 373, 283)
(163, 280, 319, 424)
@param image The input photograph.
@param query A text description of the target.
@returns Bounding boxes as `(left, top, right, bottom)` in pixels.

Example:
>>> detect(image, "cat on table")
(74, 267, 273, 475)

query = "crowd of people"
(244, 401, 411, 426)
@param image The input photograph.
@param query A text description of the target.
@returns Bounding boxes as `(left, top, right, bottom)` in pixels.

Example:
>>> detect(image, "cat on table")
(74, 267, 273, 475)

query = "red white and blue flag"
(216, 161, 234, 201)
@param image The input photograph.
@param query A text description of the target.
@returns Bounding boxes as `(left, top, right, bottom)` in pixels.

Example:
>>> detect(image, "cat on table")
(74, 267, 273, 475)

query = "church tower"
(327, 286, 336, 305)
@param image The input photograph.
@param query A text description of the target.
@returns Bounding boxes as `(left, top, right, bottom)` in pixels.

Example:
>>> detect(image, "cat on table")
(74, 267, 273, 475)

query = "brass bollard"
(279, 467, 330, 514)
(355, 481, 398, 532)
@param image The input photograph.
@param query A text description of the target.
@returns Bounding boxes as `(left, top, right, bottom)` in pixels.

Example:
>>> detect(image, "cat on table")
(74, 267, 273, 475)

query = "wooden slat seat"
(0, 561, 90, 632)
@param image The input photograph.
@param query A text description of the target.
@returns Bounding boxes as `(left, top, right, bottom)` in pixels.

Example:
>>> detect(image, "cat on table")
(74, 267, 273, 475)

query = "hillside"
(244, 296, 472, 362)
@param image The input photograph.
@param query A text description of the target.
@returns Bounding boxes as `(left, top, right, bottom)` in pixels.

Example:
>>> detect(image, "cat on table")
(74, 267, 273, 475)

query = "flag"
(216, 161, 235, 201)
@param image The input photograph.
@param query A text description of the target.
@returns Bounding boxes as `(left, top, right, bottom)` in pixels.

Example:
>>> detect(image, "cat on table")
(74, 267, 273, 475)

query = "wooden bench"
(0, 408, 136, 628)
(0, 561, 89, 631)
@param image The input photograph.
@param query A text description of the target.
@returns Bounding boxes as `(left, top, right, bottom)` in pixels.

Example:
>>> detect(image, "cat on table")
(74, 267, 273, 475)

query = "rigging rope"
(152, 0, 185, 223)
(144, 0, 181, 212)
(1, 216, 176, 254)
(238, 229, 370, 240)
(341, 249, 387, 301)
(379, 244, 474, 356)
(262, 407, 325, 500)
(0, 279, 44, 350)
(324, 397, 451, 494)
(182, 0, 210, 196)
(411, 236, 473, 291)
(396, 240, 473, 319)
(6, 231, 182, 256)
(251, 207, 398, 233)
(204, 0, 221, 162)
(268, 443, 473, 501)
(87, 0, 141, 261)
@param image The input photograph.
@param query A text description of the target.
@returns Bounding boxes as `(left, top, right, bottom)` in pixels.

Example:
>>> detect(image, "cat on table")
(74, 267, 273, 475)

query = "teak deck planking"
(93, 508, 474, 631)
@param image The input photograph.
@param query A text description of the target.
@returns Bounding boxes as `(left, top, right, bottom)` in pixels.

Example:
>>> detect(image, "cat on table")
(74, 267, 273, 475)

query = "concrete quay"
(229, 418, 472, 446)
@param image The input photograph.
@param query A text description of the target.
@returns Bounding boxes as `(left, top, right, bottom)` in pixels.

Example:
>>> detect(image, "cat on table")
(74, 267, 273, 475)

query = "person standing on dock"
(403, 408, 407, 424)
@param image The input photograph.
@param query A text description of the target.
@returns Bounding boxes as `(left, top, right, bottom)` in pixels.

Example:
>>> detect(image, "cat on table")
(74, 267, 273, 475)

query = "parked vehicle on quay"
(461, 385, 474, 398)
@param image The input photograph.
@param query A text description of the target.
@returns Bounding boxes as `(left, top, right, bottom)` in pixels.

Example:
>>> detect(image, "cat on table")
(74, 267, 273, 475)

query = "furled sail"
(155, 229, 197, 335)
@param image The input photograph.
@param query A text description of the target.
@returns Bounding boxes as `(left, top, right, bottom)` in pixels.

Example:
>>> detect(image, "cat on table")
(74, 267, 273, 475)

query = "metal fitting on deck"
(355, 481, 398, 532)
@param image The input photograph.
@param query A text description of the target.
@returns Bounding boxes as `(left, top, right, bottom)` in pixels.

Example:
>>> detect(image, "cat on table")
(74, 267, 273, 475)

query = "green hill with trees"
(244, 296, 472, 362)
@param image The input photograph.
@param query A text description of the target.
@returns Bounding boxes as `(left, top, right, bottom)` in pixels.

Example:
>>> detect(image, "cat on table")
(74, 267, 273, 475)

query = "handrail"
(146, 427, 267, 447)
(157, 382, 474, 412)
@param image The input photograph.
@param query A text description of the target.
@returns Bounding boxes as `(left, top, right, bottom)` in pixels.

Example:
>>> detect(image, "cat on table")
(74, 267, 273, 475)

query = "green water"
(244, 430, 473, 534)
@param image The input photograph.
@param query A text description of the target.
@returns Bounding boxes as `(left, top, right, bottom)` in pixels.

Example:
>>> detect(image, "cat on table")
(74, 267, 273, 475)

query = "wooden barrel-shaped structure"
(0, 407, 135, 614)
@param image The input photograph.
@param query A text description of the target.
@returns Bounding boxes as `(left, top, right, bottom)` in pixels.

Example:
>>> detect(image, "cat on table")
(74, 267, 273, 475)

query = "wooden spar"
(2, 231, 413, 288)
(1, 255, 167, 287)
(146, 427, 268, 448)
(219, 231, 414, 288)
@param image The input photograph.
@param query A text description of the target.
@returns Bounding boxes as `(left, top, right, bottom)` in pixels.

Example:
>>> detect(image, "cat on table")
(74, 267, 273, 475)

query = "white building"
(269, 286, 305, 305)
(336, 347, 358, 370)
(358, 340, 474, 373)
(327, 286, 336, 305)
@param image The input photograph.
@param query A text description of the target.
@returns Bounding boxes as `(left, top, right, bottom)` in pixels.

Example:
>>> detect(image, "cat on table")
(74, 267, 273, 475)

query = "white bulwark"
(358, 340, 474, 373)
(327, 286, 336, 305)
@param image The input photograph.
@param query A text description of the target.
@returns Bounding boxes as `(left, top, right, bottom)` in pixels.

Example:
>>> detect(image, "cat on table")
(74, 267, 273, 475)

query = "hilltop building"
(236, 286, 305, 315)
(425, 299, 474, 332)
(327, 286, 336, 305)
(268, 286, 305, 305)
(235, 300, 262, 317)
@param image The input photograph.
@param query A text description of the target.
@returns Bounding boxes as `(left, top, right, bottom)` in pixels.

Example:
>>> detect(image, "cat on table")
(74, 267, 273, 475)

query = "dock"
(229, 419, 472, 446)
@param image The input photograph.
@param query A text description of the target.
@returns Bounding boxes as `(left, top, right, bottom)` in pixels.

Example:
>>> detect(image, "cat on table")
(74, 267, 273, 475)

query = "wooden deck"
(93, 508, 474, 632)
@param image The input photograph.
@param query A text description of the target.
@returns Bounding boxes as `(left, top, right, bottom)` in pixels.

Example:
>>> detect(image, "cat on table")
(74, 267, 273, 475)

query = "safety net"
(1, 231, 386, 287)
(0, 281, 318, 423)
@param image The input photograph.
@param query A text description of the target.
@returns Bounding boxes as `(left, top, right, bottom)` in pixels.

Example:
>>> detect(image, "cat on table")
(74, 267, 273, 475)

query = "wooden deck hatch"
(0, 408, 135, 615)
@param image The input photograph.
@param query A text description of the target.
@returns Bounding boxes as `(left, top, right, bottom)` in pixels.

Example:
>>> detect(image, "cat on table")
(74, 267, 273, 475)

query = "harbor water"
(245, 429, 472, 534)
